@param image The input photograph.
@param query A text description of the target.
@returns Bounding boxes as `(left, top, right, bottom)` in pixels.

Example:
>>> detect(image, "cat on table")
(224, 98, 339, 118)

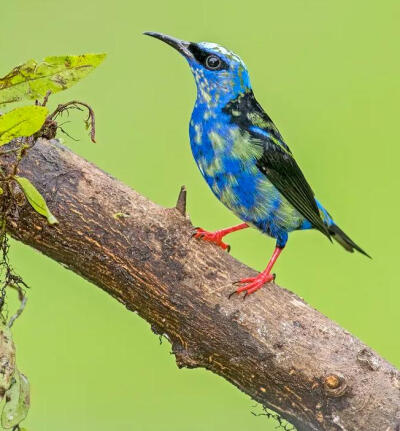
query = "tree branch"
(1, 138, 399, 431)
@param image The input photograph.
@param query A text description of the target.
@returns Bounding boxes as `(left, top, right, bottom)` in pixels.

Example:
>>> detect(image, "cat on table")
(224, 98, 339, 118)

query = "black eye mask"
(188, 43, 229, 71)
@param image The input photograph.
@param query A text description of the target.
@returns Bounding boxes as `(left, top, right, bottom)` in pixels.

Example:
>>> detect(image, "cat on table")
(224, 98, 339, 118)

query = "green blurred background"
(1, 1, 399, 430)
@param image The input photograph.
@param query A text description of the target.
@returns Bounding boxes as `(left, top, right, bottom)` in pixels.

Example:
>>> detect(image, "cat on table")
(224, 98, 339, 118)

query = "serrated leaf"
(0, 53, 106, 106)
(14, 176, 58, 225)
(0, 106, 48, 146)
(1, 369, 30, 429)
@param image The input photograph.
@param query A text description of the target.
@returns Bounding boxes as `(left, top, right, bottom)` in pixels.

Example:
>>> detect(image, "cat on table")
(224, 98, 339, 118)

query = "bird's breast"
(189, 114, 306, 234)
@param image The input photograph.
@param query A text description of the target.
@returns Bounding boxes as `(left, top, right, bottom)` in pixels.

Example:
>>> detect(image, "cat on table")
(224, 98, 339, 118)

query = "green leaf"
(1, 369, 30, 429)
(14, 176, 58, 225)
(0, 106, 48, 146)
(0, 53, 106, 106)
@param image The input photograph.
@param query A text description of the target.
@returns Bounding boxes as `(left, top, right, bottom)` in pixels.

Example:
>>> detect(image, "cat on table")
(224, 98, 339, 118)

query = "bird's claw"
(192, 227, 230, 251)
(228, 290, 237, 300)
(229, 273, 276, 298)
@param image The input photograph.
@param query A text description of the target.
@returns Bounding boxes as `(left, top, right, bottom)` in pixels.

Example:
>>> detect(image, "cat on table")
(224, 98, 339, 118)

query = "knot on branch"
(357, 348, 380, 371)
(323, 373, 348, 398)
(172, 342, 200, 369)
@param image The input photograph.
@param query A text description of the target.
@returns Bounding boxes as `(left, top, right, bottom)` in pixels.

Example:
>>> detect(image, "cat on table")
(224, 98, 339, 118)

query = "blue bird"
(145, 32, 369, 296)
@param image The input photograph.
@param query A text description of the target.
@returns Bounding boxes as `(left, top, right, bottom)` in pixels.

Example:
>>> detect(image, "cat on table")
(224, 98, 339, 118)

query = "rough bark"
(1, 138, 399, 431)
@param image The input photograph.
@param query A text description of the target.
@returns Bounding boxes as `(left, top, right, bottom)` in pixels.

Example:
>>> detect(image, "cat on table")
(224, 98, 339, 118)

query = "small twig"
(8, 293, 27, 328)
(175, 185, 187, 216)
(41, 90, 52, 107)
(251, 408, 296, 431)
(0, 142, 21, 157)
(59, 126, 79, 142)
(11, 136, 35, 178)
(48, 100, 96, 143)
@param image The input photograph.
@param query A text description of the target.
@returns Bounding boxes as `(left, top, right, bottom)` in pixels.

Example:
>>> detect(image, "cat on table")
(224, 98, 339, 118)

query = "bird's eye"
(205, 55, 222, 70)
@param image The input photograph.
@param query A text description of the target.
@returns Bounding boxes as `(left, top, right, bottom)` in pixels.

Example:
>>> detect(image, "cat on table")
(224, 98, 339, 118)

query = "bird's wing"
(253, 129, 330, 238)
(223, 92, 330, 238)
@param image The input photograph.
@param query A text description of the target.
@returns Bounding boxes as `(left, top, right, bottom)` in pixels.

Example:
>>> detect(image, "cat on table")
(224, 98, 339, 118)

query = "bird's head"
(145, 32, 251, 106)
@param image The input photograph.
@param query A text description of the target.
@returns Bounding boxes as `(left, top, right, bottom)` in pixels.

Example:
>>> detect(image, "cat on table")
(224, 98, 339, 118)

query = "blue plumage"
(145, 32, 369, 296)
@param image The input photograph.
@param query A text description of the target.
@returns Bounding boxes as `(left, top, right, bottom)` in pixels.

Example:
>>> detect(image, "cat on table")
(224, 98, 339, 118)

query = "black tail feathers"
(329, 224, 371, 258)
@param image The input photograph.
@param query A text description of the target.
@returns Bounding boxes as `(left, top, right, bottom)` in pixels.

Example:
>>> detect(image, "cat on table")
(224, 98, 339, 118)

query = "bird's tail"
(328, 224, 370, 258)
(314, 200, 370, 257)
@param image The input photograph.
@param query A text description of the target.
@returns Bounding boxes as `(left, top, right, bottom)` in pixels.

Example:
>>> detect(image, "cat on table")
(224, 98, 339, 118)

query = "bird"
(144, 31, 369, 297)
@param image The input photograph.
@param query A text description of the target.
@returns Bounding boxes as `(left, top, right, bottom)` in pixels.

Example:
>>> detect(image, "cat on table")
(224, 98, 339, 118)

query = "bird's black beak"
(144, 32, 193, 59)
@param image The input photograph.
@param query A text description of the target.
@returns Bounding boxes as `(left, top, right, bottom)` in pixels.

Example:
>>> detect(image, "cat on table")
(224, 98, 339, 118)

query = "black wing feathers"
(223, 91, 331, 239)
(257, 146, 331, 238)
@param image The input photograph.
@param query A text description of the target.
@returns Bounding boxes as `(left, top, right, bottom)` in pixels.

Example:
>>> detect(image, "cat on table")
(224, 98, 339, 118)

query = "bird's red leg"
(231, 246, 284, 297)
(193, 223, 248, 251)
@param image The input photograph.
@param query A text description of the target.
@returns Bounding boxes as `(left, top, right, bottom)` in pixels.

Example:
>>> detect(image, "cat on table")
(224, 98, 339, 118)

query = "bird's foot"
(192, 227, 230, 251)
(229, 272, 276, 298)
